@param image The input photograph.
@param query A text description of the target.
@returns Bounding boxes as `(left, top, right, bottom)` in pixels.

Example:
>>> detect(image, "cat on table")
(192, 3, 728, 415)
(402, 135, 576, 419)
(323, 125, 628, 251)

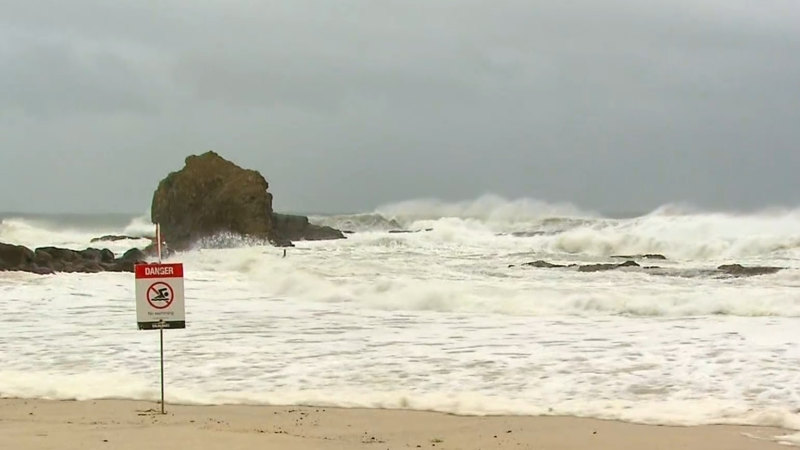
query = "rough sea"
(1, 196, 799, 442)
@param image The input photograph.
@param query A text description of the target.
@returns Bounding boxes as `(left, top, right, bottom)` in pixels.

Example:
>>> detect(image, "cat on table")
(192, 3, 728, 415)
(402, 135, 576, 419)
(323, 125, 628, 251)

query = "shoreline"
(1, 398, 793, 449)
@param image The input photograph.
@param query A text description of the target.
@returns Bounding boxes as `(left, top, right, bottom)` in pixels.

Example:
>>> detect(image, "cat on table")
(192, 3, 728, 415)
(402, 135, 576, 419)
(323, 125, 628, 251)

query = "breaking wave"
(308, 213, 402, 232)
(375, 194, 594, 227)
(304, 197, 800, 261)
(0, 214, 152, 253)
(3, 197, 800, 262)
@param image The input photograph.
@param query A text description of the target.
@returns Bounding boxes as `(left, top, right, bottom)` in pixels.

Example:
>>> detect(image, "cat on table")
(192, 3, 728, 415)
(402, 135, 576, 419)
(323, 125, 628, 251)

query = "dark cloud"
(1, 0, 799, 214)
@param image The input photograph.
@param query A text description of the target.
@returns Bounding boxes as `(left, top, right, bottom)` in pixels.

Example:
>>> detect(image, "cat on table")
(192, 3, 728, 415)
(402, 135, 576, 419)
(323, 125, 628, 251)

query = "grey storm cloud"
(1, 0, 799, 214)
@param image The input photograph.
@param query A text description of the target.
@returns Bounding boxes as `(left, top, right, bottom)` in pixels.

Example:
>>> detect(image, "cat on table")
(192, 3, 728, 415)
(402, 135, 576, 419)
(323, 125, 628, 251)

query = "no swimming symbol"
(146, 282, 174, 309)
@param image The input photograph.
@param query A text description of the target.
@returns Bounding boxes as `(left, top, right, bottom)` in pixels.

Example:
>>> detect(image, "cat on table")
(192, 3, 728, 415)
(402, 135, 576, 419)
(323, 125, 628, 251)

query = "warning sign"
(135, 263, 185, 330)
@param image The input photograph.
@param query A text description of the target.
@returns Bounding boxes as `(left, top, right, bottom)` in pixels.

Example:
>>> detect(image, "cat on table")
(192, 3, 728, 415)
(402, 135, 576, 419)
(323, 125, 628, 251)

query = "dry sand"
(0, 398, 792, 449)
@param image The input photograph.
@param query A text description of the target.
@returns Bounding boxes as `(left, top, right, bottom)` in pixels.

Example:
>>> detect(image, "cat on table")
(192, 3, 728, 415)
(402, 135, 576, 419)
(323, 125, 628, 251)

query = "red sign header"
(135, 263, 184, 279)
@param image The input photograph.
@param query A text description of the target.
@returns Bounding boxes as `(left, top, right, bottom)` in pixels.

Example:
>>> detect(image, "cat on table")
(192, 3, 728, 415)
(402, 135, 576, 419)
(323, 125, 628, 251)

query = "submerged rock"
(521, 260, 567, 268)
(578, 260, 640, 272)
(610, 254, 667, 260)
(717, 264, 782, 277)
(387, 228, 433, 234)
(90, 234, 153, 243)
(515, 258, 783, 279)
(510, 231, 547, 237)
(517, 259, 640, 272)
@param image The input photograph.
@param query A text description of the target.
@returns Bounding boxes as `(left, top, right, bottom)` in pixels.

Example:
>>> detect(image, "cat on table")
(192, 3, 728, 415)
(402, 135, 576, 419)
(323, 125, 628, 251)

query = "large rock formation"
(151, 151, 345, 249)
(151, 151, 276, 249)
(0, 242, 146, 274)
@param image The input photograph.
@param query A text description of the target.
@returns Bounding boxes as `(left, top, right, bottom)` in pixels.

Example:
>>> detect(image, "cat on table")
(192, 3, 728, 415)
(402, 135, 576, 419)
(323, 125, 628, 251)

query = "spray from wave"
(0, 213, 153, 253)
(310, 196, 800, 261)
(3, 197, 800, 262)
(376, 194, 594, 226)
(311, 194, 593, 233)
(122, 213, 157, 237)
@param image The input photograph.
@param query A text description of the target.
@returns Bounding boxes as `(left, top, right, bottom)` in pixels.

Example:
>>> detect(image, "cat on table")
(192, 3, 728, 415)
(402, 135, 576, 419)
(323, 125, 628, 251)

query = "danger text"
(144, 266, 174, 276)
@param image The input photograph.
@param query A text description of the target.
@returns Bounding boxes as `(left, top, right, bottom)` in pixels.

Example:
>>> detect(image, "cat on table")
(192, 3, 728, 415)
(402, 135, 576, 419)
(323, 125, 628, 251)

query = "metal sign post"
(158, 224, 164, 415)
(134, 223, 185, 415)
(160, 322, 165, 414)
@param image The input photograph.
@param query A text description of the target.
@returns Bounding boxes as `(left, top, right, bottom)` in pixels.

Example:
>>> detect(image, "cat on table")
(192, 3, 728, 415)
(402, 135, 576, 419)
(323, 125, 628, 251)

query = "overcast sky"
(2, 0, 799, 215)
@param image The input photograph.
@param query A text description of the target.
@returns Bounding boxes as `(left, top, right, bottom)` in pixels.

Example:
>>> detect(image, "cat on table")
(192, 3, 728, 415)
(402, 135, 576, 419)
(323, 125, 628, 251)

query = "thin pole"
(157, 223, 162, 262)
(157, 223, 165, 414)
(160, 327, 165, 414)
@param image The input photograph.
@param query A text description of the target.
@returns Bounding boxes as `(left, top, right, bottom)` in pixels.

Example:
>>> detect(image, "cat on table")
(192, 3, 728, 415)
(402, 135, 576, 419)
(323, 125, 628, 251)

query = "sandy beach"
(0, 398, 792, 449)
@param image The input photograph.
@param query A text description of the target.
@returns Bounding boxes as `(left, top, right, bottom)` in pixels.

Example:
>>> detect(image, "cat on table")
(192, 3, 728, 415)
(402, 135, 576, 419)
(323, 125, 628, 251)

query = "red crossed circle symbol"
(146, 282, 174, 309)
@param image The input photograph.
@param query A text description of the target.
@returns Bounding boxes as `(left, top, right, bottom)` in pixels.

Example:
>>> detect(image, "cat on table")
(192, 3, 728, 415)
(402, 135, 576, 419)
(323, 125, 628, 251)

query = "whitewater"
(2, 196, 800, 435)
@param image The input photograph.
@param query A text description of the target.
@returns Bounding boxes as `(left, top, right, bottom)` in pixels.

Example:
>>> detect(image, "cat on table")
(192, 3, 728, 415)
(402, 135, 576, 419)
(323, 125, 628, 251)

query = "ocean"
(1, 196, 799, 436)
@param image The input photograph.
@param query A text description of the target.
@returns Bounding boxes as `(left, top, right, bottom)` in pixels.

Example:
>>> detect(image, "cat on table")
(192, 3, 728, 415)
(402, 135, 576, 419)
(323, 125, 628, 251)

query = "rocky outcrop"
(0, 243, 34, 271)
(0, 242, 146, 274)
(717, 264, 782, 277)
(610, 254, 667, 260)
(521, 260, 567, 268)
(578, 260, 640, 272)
(151, 151, 344, 249)
(512, 259, 641, 272)
(388, 228, 433, 234)
(271, 213, 345, 244)
(514, 259, 784, 278)
(151, 151, 276, 249)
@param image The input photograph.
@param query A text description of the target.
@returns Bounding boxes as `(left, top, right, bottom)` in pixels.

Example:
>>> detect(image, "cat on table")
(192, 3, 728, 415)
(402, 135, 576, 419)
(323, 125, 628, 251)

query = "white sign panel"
(135, 263, 185, 330)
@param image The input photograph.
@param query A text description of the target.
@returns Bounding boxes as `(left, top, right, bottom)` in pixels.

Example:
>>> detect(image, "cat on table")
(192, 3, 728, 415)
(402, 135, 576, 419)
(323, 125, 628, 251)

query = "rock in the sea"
(90, 234, 152, 243)
(578, 264, 619, 272)
(518, 259, 640, 272)
(515, 258, 783, 279)
(387, 228, 434, 234)
(271, 213, 345, 244)
(151, 151, 345, 249)
(34, 247, 80, 272)
(510, 231, 547, 237)
(521, 260, 567, 268)
(0, 242, 147, 274)
(610, 254, 667, 260)
(109, 248, 148, 272)
(578, 260, 641, 272)
(151, 151, 276, 250)
(0, 242, 34, 271)
(80, 248, 116, 264)
(717, 264, 782, 277)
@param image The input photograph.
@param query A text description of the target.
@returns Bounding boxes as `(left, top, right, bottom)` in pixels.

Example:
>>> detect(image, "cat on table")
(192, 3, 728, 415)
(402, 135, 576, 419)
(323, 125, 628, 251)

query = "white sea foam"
(375, 194, 594, 229)
(0, 218, 95, 249)
(1, 269, 800, 431)
(2, 202, 800, 437)
(122, 213, 156, 237)
(310, 196, 800, 262)
(0, 216, 151, 255)
(538, 213, 800, 261)
(308, 213, 402, 232)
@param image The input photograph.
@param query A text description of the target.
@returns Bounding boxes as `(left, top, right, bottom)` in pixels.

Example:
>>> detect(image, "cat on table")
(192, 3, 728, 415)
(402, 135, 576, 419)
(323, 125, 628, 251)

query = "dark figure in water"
(282, 249, 287, 258)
